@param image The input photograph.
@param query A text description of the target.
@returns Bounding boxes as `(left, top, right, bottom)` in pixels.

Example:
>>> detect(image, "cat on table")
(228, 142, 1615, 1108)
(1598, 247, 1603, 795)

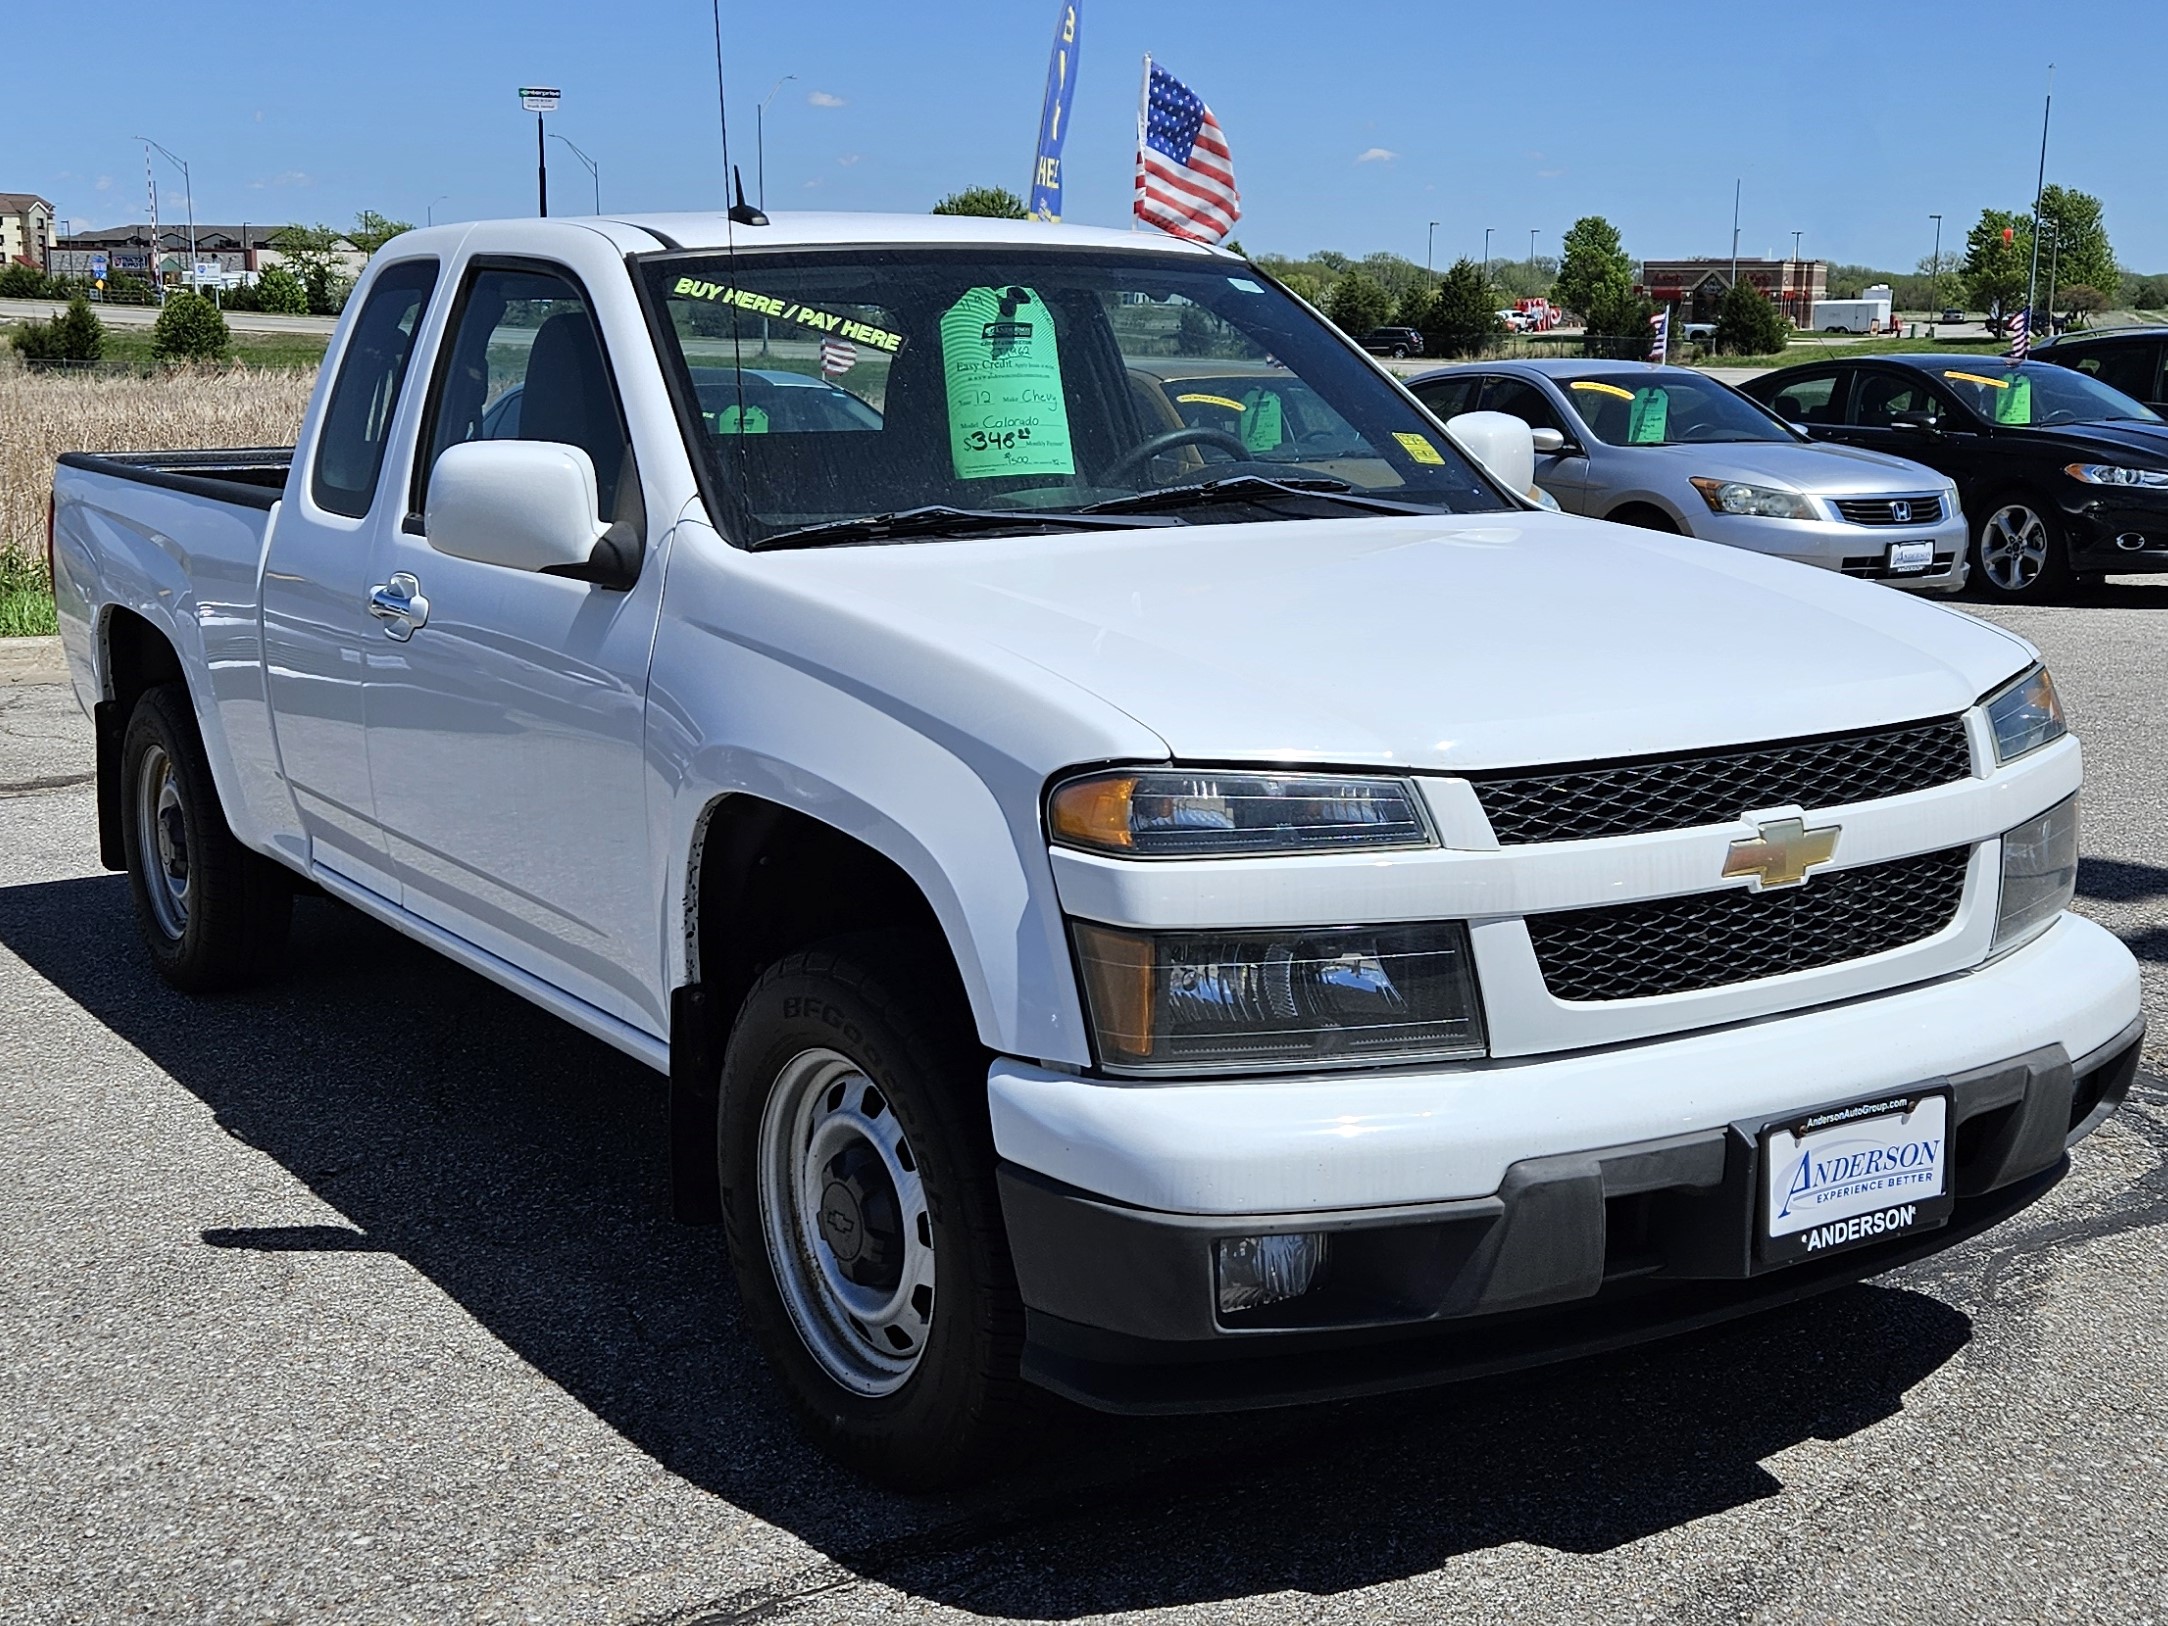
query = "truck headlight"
(1071, 920, 1485, 1073)
(2064, 462, 2168, 489)
(1983, 666, 2066, 764)
(1994, 795, 2078, 953)
(1048, 769, 1434, 858)
(1688, 477, 1819, 520)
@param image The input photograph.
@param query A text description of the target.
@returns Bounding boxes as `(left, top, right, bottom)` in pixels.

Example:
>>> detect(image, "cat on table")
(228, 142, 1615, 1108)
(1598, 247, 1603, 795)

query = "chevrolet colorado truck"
(47, 213, 2143, 1486)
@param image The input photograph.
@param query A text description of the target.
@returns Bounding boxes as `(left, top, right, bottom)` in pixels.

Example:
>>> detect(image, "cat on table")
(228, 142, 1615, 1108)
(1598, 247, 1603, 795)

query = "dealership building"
(1640, 257, 1829, 325)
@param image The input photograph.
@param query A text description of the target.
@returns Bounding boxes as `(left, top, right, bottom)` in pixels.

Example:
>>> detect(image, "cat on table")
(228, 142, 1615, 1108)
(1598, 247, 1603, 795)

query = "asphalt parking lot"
(1, 585, 2163, 1625)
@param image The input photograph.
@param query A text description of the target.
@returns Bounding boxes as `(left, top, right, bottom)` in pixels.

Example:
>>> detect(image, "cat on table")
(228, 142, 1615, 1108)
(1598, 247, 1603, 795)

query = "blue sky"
(9, 0, 2164, 273)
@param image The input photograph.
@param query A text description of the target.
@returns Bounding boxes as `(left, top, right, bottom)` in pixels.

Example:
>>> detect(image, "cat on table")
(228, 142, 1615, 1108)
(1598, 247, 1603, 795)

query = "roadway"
(0, 296, 337, 337)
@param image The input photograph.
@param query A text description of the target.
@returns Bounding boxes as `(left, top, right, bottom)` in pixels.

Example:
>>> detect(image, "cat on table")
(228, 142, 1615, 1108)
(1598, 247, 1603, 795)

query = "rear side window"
(310, 259, 439, 519)
(2066, 340, 2163, 403)
(1767, 372, 1843, 425)
(1411, 375, 1481, 419)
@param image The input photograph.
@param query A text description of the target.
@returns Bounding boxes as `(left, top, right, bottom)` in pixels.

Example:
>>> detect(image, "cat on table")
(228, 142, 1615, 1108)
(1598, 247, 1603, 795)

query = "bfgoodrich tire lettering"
(119, 684, 292, 992)
(718, 936, 1027, 1487)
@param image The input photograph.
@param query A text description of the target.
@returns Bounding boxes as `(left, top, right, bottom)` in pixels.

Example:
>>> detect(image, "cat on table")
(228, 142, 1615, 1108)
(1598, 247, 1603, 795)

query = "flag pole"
(2024, 63, 2053, 329)
(1131, 53, 1150, 230)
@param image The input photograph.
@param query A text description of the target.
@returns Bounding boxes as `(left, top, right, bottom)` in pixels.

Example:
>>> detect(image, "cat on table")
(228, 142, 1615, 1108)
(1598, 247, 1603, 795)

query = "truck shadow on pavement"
(2, 874, 2130, 1618)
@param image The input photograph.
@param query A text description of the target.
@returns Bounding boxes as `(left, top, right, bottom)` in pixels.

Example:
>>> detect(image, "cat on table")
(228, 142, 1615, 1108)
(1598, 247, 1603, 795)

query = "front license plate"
(1886, 540, 1936, 573)
(1761, 1092, 1951, 1264)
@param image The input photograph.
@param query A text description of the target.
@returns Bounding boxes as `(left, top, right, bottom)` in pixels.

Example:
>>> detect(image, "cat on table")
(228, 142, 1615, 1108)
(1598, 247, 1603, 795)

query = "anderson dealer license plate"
(1761, 1092, 1953, 1264)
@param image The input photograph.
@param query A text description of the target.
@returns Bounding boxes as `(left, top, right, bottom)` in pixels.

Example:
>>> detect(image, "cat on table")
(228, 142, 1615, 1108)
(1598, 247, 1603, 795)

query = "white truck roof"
(387, 210, 1232, 258)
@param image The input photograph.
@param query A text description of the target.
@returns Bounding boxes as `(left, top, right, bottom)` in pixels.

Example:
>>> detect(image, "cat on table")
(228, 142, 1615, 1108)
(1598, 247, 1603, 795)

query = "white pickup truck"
(49, 212, 2143, 1486)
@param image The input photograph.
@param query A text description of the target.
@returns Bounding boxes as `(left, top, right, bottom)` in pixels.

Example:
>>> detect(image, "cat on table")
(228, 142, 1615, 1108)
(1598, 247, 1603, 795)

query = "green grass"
(0, 551, 57, 638)
(1692, 334, 2009, 369)
(2, 323, 329, 372)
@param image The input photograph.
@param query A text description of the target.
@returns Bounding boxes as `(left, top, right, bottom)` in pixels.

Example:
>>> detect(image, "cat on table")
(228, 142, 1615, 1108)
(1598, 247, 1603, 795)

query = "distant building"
(0, 192, 57, 267)
(46, 223, 365, 286)
(1640, 257, 1828, 326)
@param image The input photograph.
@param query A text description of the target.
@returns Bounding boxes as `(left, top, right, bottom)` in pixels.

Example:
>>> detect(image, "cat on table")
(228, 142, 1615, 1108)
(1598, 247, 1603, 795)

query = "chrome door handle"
(366, 573, 429, 641)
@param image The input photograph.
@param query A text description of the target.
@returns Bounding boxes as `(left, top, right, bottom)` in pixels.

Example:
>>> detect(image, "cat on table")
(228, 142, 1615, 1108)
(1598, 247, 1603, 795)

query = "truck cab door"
(359, 256, 667, 1035)
(260, 257, 441, 899)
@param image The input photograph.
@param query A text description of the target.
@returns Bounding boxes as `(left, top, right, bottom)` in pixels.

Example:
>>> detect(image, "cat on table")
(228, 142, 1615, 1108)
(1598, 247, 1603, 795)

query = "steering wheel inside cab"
(1100, 425, 1255, 486)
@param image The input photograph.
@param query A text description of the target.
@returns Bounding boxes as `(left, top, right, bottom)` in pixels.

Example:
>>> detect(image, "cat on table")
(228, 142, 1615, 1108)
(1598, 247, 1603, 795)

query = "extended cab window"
(310, 259, 438, 519)
(415, 263, 641, 534)
(640, 247, 1507, 547)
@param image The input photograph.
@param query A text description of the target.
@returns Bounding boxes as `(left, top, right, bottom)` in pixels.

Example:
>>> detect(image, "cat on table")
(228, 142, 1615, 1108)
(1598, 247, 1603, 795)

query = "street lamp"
(133, 136, 196, 295)
(427, 195, 451, 228)
(758, 74, 796, 212)
(1928, 213, 1943, 316)
(1426, 220, 1439, 276)
(1529, 227, 1538, 268)
(1482, 226, 1493, 283)
(550, 135, 600, 214)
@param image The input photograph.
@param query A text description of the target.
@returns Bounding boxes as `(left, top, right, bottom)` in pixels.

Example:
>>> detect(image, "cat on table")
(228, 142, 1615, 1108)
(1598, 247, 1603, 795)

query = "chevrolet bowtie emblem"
(1723, 816, 1840, 889)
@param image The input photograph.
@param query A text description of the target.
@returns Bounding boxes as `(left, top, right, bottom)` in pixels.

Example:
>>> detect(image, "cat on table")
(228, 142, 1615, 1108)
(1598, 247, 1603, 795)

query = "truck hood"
(777, 510, 2035, 772)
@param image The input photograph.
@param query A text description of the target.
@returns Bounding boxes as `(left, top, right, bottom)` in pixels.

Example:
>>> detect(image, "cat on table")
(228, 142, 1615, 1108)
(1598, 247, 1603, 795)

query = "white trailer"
(1811, 295, 1892, 334)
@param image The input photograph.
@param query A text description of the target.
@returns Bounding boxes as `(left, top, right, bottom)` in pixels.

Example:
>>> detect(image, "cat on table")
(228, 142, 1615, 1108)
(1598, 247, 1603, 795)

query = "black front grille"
(1472, 717, 1973, 845)
(1529, 846, 1971, 1001)
(1834, 495, 1944, 526)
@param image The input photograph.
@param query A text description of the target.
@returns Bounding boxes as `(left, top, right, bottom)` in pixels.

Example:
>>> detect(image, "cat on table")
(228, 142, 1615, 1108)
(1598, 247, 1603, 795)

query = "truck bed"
(54, 448, 294, 510)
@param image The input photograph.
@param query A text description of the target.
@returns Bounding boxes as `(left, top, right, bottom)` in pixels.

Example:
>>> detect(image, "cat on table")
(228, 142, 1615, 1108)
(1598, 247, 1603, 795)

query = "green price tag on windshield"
(1994, 374, 2032, 425)
(1240, 388, 1286, 452)
(940, 286, 1075, 480)
(1627, 387, 1669, 444)
(710, 402, 770, 435)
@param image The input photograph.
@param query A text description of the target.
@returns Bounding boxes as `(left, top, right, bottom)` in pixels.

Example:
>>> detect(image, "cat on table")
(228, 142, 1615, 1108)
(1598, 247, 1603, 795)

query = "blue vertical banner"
(1028, 1, 1081, 221)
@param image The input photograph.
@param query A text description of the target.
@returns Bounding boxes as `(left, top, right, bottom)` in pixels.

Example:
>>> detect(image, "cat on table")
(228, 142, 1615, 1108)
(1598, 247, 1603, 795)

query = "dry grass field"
(0, 360, 317, 635)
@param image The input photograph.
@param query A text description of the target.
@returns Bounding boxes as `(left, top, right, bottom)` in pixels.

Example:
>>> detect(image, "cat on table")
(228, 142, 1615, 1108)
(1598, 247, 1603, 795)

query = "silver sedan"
(1409, 360, 1969, 592)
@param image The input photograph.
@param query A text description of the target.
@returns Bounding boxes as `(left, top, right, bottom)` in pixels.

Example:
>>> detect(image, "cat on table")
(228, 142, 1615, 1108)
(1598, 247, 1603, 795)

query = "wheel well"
(93, 608, 186, 871)
(688, 796, 965, 1036)
(1605, 502, 1679, 533)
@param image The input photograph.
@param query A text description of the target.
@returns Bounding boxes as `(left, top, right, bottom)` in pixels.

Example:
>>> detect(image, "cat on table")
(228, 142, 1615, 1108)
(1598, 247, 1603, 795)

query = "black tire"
(718, 936, 1027, 1488)
(119, 684, 293, 992)
(1969, 493, 2072, 602)
(1608, 504, 1681, 534)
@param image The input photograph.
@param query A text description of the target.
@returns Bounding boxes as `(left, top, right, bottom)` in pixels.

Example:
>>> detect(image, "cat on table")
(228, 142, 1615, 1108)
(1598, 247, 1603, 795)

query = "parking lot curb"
(0, 636, 67, 685)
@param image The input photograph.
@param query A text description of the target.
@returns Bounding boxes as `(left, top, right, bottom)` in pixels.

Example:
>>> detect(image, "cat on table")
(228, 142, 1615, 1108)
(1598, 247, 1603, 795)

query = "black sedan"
(1740, 354, 2168, 600)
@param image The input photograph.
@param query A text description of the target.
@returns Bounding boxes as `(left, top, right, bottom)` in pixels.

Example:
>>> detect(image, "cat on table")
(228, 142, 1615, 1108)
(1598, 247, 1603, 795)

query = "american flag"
(1647, 308, 1670, 364)
(820, 335, 857, 376)
(2006, 307, 2030, 362)
(1133, 61, 1240, 244)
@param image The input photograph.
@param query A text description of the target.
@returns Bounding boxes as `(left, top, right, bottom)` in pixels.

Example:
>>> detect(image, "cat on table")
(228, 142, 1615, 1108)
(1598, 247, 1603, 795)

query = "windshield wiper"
(1074, 474, 1444, 520)
(749, 504, 1179, 552)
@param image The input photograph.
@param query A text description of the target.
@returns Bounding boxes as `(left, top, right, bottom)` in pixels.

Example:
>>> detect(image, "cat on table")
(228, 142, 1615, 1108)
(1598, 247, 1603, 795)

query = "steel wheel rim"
(135, 742, 190, 940)
(757, 1047, 935, 1396)
(1982, 504, 2050, 591)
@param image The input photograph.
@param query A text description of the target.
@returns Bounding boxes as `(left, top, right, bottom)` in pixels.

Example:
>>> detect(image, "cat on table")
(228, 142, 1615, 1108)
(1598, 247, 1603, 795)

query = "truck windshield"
(1559, 372, 1796, 447)
(638, 247, 1509, 547)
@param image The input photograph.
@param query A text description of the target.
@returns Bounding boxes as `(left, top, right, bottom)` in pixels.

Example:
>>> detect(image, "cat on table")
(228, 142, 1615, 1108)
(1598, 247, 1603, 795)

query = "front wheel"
(1971, 497, 2072, 601)
(718, 938, 1027, 1487)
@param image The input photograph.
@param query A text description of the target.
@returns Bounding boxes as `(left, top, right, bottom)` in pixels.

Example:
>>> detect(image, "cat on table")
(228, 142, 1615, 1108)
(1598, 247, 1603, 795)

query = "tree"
(1420, 259, 1503, 358)
(1324, 270, 1393, 338)
(349, 210, 414, 253)
(255, 264, 309, 316)
(1553, 216, 1634, 325)
(1581, 284, 1654, 351)
(0, 263, 56, 298)
(1392, 281, 1435, 331)
(269, 224, 354, 315)
(930, 186, 1028, 219)
(11, 294, 105, 362)
(1962, 209, 2033, 323)
(2123, 273, 2168, 311)
(2059, 285, 2108, 325)
(151, 289, 231, 362)
(2036, 185, 2116, 302)
(1713, 279, 1790, 356)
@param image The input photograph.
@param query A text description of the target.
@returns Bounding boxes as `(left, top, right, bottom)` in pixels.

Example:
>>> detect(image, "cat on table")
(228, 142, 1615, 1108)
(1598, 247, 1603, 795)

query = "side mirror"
(1445, 410, 1537, 501)
(425, 440, 613, 574)
(1890, 410, 1940, 434)
(1530, 426, 1568, 455)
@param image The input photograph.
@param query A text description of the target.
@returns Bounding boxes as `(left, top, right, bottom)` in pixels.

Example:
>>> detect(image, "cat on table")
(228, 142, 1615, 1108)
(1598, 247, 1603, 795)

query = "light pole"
(758, 74, 796, 211)
(1482, 226, 1493, 285)
(427, 195, 451, 228)
(1426, 220, 1438, 276)
(1790, 230, 1803, 322)
(133, 136, 196, 294)
(1529, 227, 1538, 269)
(1929, 213, 1942, 315)
(550, 135, 599, 213)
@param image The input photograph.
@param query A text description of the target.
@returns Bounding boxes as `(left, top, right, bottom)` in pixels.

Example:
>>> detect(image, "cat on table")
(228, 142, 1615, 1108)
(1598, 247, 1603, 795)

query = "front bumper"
(989, 915, 2143, 1413)
(2063, 489, 2168, 573)
(1687, 507, 1969, 591)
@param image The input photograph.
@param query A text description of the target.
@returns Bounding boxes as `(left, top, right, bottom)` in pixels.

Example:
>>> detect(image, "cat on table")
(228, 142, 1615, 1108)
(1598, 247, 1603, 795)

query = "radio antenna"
(711, 0, 734, 220)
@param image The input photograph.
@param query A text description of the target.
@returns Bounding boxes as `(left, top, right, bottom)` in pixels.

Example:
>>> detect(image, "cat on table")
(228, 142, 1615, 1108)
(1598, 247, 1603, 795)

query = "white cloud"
(253, 110, 265, 123)
(246, 170, 312, 191)
(837, 153, 863, 167)
(803, 177, 824, 189)
(95, 175, 112, 191)
(1355, 147, 1399, 164)
(807, 90, 845, 108)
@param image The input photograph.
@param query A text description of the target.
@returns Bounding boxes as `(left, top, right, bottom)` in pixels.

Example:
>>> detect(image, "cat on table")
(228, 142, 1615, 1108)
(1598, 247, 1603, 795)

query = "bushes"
(10, 294, 105, 363)
(0, 263, 60, 299)
(254, 264, 309, 315)
(1420, 259, 1504, 358)
(151, 290, 231, 362)
(1712, 280, 1790, 356)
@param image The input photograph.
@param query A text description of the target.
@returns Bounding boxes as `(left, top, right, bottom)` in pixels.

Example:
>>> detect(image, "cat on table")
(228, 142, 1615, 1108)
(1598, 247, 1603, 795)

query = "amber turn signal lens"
(1048, 774, 1138, 852)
